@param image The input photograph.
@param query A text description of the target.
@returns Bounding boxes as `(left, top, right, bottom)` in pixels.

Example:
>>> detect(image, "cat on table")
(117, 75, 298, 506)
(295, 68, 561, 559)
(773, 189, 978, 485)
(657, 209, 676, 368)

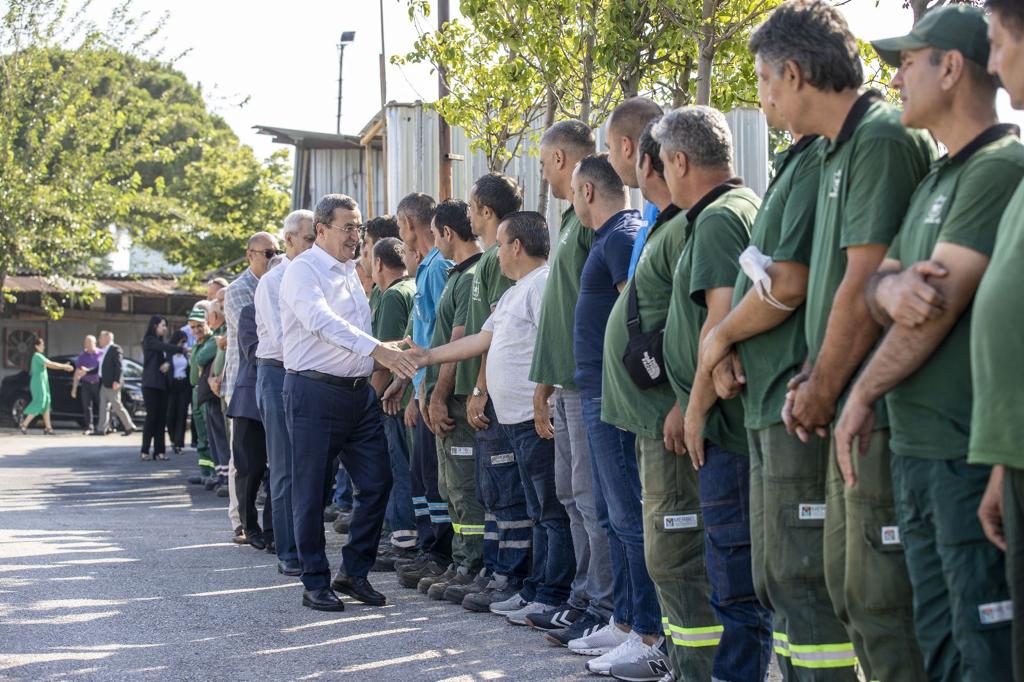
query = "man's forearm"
(718, 287, 798, 347)
(432, 327, 465, 402)
(427, 332, 490, 366)
(474, 352, 489, 393)
(851, 314, 957, 404)
(864, 271, 896, 327)
(810, 282, 882, 402)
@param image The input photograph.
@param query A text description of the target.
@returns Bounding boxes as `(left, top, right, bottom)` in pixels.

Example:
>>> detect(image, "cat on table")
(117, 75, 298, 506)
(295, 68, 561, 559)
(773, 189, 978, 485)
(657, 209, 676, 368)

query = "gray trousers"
(553, 388, 613, 618)
(97, 385, 136, 434)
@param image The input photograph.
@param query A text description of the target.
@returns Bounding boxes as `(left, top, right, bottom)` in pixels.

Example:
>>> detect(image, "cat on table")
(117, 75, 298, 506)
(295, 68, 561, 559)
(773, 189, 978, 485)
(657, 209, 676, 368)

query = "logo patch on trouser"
(798, 503, 826, 520)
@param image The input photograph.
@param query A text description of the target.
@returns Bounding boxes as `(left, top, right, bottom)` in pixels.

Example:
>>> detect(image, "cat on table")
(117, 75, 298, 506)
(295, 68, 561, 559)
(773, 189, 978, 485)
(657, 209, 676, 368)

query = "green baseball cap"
(188, 306, 207, 322)
(871, 5, 989, 68)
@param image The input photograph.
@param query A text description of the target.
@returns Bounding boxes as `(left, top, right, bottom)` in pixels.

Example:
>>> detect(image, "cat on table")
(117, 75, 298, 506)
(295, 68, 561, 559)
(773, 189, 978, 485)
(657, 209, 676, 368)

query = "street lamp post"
(336, 31, 356, 134)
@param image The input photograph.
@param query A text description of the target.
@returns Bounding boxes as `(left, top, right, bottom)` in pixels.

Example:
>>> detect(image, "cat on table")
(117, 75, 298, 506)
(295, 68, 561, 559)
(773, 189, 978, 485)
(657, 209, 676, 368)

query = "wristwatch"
(472, 386, 487, 398)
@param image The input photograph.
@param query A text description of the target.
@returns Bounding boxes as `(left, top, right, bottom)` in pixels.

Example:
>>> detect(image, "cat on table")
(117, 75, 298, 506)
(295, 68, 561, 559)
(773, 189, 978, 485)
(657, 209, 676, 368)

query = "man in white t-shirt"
(409, 210, 573, 626)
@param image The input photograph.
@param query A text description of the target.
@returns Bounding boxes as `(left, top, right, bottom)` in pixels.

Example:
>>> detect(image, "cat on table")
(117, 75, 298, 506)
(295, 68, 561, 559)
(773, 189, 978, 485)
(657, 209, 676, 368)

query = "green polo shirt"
(665, 182, 758, 456)
(883, 126, 1024, 460)
(373, 277, 415, 342)
(970, 178, 1024, 469)
(368, 284, 382, 314)
(601, 205, 688, 438)
(805, 91, 936, 425)
(529, 207, 594, 389)
(734, 136, 825, 430)
(428, 253, 481, 398)
(456, 243, 513, 395)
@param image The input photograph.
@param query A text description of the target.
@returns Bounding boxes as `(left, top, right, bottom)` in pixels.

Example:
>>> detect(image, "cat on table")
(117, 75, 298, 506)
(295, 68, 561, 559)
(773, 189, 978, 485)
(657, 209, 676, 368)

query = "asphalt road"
(0, 431, 783, 681)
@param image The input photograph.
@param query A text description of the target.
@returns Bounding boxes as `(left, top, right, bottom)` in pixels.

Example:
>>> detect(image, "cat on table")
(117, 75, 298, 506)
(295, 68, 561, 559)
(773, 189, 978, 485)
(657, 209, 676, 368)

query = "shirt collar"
(649, 204, 683, 235)
(595, 209, 641, 237)
(451, 251, 483, 274)
(944, 123, 1020, 166)
(309, 243, 354, 274)
(833, 90, 883, 146)
(685, 178, 745, 223)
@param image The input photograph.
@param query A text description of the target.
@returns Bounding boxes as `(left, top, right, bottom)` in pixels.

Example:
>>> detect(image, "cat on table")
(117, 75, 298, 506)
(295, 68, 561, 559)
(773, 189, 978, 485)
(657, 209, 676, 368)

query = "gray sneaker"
(609, 640, 672, 681)
(489, 592, 528, 616)
(505, 601, 546, 626)
(418, 563, 456, 594)
(444, 568, 490, 604)
(462, 574, 518, 613)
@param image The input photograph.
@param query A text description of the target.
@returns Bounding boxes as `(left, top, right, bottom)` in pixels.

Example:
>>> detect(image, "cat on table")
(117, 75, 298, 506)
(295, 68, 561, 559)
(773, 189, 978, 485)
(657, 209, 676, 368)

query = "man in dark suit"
(96, 330, 136, 436)
(227, 304, 272, 550)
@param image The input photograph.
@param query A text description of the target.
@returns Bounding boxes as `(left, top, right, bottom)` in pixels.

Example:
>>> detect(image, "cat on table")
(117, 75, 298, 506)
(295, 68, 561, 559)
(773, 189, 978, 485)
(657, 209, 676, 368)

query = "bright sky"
(90, 0, 1023, 160)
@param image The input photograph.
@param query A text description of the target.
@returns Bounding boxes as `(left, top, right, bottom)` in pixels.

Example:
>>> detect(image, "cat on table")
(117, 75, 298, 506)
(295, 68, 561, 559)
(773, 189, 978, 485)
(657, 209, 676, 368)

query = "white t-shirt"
(482, 264, 549, 425)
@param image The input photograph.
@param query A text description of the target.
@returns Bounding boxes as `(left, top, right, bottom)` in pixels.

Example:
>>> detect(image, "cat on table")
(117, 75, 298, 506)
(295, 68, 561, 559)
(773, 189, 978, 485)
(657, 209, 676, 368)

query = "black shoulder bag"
(621, 275, 668, 389)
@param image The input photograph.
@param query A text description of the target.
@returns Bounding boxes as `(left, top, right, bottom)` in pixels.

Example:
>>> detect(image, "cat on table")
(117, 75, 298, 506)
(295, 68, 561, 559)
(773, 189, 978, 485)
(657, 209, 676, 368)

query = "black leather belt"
(288, 369, 368, 388)
(258, 358, 284, 368)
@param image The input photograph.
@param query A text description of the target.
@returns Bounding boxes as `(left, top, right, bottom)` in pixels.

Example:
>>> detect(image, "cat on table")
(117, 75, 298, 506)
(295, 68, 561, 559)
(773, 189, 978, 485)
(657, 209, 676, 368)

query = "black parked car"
(0, 354, 146, 429)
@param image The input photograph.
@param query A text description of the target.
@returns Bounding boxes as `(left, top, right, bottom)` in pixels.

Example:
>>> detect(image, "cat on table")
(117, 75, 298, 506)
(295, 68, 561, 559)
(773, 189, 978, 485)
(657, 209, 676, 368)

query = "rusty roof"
(5, 275, 198, 296)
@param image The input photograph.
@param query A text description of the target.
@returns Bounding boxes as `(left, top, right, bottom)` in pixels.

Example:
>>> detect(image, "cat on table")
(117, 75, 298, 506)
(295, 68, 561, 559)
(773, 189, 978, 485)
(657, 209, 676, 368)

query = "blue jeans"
(333, 464, 353, 511)
(581, 394, 662, 636)
(502, 420, 574, 606)
(382, 412, 417, 548)
(699, 442, 772, 682)
(476, 400, 530, 580)
(256, 364, 297, 563)
(284, 374, 392, 589)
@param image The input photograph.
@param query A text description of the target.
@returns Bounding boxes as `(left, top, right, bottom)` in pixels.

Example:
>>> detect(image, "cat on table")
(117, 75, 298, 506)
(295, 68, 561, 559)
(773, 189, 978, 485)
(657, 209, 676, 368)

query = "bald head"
(607, 97, 663, 188)
(246, 231, 280, 278)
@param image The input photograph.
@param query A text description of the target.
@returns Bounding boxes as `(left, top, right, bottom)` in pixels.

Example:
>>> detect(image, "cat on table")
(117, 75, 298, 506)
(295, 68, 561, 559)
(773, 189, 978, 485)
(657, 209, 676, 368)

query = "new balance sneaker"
(444, 568, 490, 604)
(418, 564, 457, 595)
(429, 565, 473, 600)
(397, 558, 446, 589)
(462, 574, 519, 613)
(505, 601, 547, 626)
(545, 611, 607, 647)
(525, 602, 583, 631)
(655, 673, 675, 682)
(568, 618, 631, 656)
(608, 636, 671, 681)
(586, 633, 666, 676)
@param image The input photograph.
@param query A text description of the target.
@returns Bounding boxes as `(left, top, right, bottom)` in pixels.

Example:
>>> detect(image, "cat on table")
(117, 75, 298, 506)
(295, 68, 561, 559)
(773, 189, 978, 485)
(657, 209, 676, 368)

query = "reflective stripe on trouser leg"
(412, 496, 429, 518)
(437, 396, 484, 572)
(824, 429, 925, 682)
(475, 400, 530, 580)
(751, 425, 858, 681)
(637, 436, 717, 681)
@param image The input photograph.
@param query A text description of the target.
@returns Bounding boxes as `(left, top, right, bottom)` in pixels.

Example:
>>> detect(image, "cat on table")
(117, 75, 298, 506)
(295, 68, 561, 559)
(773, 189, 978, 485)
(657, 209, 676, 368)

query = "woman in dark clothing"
(140, 315, 183, 461)
(165, 330, 191, 455)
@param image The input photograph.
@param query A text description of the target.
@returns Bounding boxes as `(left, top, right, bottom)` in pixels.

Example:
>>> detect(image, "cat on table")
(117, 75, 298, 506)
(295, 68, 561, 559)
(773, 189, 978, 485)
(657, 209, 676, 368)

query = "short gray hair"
(540, 120, 596, 157)
(652, 106, 733, 171)
(283, 209, 313, 236)
(192, 300, 212, 313)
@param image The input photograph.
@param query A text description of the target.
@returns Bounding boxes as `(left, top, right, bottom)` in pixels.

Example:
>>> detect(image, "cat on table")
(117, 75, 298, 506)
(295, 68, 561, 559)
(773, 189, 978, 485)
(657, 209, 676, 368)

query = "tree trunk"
(695, 0, 717, 106)
(672, 55, 694, 108)
(537, 87, 557, 218)
(578, 0, 600, 126)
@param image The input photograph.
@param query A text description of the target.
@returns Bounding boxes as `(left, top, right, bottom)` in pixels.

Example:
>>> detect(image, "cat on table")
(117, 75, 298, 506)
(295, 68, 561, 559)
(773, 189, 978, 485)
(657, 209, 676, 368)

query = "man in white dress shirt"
(254, 209, 314, 577)
(279, 194, 418, 612)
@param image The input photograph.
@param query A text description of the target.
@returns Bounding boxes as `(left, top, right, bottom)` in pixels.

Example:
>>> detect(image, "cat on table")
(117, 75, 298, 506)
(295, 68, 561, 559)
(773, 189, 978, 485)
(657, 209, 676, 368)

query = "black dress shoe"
(264, 540, 276, 554)
(248, 532, 267, 551)
(302, 588, 345, 612)
(330, 574, 386, 606)
(277, 560, 302, 576)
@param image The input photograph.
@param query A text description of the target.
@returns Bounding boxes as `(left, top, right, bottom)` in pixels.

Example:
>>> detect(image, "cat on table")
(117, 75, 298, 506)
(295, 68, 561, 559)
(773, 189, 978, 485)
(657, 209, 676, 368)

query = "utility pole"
(378, 0, 389, 210)
(336, 31, 356, 134)
(438, 0, 452, 200)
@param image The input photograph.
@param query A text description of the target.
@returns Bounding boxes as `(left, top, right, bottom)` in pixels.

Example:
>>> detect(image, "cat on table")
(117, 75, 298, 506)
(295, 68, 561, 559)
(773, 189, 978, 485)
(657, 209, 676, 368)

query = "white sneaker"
(656, 673, 675, 682)
(505, 601, 546, 625)
(489, 592, 528, 615)
(587, 632, 665, 676)
(568, 618, 631, 656)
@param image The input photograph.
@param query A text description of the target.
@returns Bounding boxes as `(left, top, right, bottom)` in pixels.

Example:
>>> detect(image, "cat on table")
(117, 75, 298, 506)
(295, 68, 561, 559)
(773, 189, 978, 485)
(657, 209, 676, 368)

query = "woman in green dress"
(19, 336, 73, 435)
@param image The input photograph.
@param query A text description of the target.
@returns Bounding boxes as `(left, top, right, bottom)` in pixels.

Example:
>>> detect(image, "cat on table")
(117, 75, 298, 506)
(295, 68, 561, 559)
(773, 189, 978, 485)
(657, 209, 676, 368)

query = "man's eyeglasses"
(248, 248, 282, 260)
(325, 222, 364, 235)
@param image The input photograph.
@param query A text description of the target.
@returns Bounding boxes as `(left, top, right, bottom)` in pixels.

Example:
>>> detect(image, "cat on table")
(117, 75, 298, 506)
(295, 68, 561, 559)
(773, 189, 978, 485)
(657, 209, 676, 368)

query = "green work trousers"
(192, 389, 213, 473)
(892, 454, 1011, 681)
(824, 428, 925, 682)
(436, 395, 484, 572)
(1005, 466, 1024, 681)
(749, 424, 857, 679)
(637, 436, 719, 681)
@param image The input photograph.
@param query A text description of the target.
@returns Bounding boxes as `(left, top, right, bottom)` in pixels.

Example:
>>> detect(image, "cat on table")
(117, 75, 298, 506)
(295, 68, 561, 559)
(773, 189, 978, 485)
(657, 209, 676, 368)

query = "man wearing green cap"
(187, 304, 215, 481)
(748, 2, 934, 679)
(834, 6, 1019, 678)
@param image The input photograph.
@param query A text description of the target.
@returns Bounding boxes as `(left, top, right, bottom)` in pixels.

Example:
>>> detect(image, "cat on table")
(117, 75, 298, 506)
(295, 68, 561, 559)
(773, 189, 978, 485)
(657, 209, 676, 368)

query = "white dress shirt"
(279, 244, 378, 377)
(254, 255, 290, 361)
